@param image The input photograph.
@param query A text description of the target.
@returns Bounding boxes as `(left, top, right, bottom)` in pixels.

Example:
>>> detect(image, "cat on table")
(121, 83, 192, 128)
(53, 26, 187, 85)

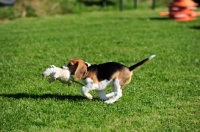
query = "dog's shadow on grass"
(0, 93, 100, 101)
(190, 26, 200, 30)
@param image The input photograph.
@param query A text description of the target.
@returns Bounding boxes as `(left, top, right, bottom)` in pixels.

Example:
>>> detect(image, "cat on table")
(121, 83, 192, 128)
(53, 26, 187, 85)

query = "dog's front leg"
(81, 85, 94, 99)
(81, 78, 95, 99)
(96, 90, 109, 101)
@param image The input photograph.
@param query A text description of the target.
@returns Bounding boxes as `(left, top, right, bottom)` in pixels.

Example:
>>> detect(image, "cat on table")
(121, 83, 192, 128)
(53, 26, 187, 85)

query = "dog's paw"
(82, 92, 93, 99)
(104, 98, 117, 104)
(104, 100, 113, 104)
(106, 92, 114, 98)
(85, 93, 93, 100)
(81, 87, 93, 99)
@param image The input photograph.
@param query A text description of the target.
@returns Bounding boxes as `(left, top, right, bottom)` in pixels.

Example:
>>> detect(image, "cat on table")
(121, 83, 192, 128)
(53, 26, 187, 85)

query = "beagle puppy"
(62, 55, 155, 104)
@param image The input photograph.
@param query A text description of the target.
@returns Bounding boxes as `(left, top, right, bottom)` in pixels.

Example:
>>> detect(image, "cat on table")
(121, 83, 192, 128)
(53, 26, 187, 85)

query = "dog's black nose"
(60, 66, 64, 69)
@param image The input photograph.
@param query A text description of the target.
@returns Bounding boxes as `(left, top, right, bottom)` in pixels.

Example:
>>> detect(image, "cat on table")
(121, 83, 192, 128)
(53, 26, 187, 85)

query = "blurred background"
(0, 0, 177, 19)
(0, 0, 199, 20)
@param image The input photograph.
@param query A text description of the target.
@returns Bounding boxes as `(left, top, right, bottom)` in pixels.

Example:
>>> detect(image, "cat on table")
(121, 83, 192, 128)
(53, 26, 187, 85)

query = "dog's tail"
(129, 55, 156, 71)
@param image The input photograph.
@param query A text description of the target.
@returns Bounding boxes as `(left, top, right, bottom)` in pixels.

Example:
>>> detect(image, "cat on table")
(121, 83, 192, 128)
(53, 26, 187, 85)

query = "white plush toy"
(42, 65, 72, 86)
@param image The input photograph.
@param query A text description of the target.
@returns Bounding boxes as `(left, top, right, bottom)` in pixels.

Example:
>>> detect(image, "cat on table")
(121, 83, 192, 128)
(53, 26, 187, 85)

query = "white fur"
(148, 55, 156, 60)
(42, 65, 71, 86)
(81, 78, 122, 103)
(85, 62, 91, 67)
(105, 79, 122, 104)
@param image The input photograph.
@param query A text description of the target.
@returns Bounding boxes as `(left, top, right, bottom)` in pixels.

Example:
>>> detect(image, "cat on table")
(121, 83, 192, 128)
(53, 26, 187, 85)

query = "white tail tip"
(148, 55, 156, 60)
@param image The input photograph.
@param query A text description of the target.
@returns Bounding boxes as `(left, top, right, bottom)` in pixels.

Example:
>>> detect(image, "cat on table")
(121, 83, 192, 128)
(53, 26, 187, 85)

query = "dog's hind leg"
(105, 79, 122, 104)
(106, 82, 116, 98)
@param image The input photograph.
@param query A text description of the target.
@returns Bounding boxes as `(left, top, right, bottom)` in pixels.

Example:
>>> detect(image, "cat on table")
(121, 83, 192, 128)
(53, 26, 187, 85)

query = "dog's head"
(42, 65, 56, 78)
(62, 58, 88, 80)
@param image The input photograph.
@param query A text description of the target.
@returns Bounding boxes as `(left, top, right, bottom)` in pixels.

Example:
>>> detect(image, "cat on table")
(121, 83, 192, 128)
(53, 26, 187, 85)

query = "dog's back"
(85, 55, 156, 87)
(87, 62, 127, 81)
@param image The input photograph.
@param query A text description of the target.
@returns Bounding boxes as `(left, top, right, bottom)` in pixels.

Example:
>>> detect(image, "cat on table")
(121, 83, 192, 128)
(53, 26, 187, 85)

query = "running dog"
(62, 55, 156, 103)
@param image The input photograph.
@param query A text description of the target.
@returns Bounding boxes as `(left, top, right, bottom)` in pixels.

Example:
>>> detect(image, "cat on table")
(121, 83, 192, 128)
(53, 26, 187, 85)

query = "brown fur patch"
(109, 67, 132, 89)
(114, 68, 132, 89)
(86, 71, 99, 84)
(67, 58, 87, 80)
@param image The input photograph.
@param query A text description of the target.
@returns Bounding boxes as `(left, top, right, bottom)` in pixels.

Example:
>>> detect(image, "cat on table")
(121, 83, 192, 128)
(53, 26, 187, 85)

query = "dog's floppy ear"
(75, 62, 87, 80)
(68, 58, 87, 80)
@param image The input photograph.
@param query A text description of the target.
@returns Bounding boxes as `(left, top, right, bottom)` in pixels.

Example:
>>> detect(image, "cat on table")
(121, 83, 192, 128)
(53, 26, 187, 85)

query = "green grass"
(0, 9, 200, 131)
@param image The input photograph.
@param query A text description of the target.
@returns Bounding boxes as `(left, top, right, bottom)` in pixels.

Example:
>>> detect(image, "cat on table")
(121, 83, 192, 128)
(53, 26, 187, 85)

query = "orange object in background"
(160, 0, 200, 21)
